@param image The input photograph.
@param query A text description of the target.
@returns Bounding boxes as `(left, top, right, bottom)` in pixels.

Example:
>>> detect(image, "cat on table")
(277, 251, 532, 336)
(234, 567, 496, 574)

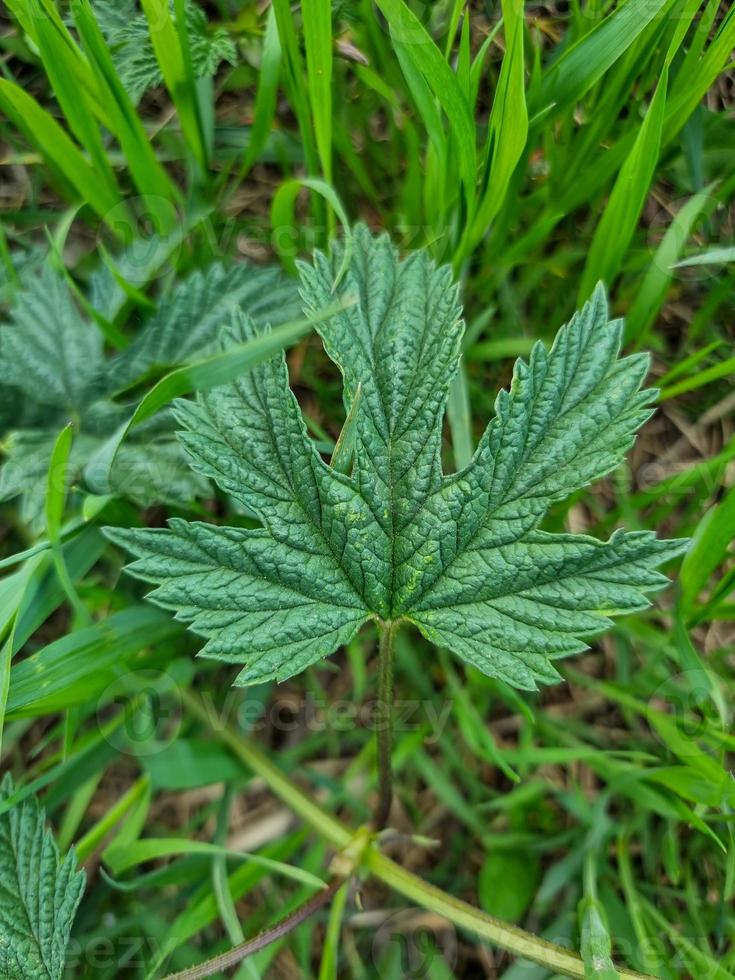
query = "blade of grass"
(104, 838, 326, 889)
(578, 67, 668, 302)
(302, 0, 333, 189)
(374, 0, 477, 216)
(447, 364, 473, 471)
(85, 295, 354, 495)
(317, 882, 349, 980)
(658, 357, 735, 400)
(0, 81, 127, 230)
(46, 425, 89, 626)
(271, 177, 352, 277)
(240, 5, 282, 179)
(578, 852, 620, 980)
(5, 606, 179, 719)
(464, 0, 527, 261)
(532, 0, 673, 121)
(674, 245, 735, 267)
(626, 185, 717, 344)
(271, 0, 319, 177)
(679, 483, 735, 614)
(73, 0, 180, 227)
(33, 14, 122, 211)
(140, 0, 208, 173)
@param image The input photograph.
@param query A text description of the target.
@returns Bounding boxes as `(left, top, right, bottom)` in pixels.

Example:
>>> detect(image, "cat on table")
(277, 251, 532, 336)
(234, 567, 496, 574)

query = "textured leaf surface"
(0, 259, 295, 525)
(0, 775, 85, 980)
(93, 0, 236, 104)
(113, 262, 301, 388)
(109, 226, 686, 688)
(0, 264, 103, 411)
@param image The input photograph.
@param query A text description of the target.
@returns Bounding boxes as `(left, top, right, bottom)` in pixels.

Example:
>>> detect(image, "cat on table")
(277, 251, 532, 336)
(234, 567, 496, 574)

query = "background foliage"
(0, 0, 733, 977)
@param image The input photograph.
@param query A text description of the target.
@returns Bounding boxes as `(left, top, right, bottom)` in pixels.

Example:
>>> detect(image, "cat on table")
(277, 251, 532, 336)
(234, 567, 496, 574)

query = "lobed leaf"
(109, 227, 687, 689)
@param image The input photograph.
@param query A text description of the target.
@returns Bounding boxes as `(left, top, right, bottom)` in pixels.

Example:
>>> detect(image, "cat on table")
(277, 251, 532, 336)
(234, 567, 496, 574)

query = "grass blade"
(85, 296, 353, 495)
(0, 81, 126, 230)
(533, 0, 673, 120)
(73, 0, 180, 226)
(579, 68, 668, 302)
(466, 0, 527, 257)
(374, 0, 477, 212)
(302, 0, 333, 185)
(626, 185, 716, 343)
(140, 0, 208, 172)
(680, 484, 735, 613)
(240, 5, 282, 178)
(674, 245, 735, 267)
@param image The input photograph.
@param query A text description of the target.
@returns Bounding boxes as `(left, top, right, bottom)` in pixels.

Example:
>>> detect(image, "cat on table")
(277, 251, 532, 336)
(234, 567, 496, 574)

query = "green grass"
(0, 1, 734, 978)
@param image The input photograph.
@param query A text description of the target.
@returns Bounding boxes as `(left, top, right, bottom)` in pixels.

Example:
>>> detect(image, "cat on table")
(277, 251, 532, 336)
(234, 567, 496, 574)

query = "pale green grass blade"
(104, 838, 325, 888)
(6, 0, 111, 126)
(626, 186, 716, 343)
(140, 0, 208, 171)
(447, 365, 473, 471)
(33, 14, 121, 209)
(241, 5, 282, 178)
(5, 607, 178, 719)
(469, 20, 503, 109)
(272, 0, 319, 175)
(456, 13, 471, 96)
(46, 425, 89, 625)
(0, 81, 126, 229)
(659, 357, 735, 400)
(467, 0, 527, 256)
(84, 296, 351, 495)
(393, 40, 446, 162)
(664, 5, 735, 143)
(317, 881, 349, 980)
(271, 178, 352, 277)
(73, 0, 180, 226)
(680, 484, 735, 614)
(302, 0, 333, 185)
(374, 0, 477, 210)
(578, 68, 668, 302)
(76, 776, 151, 862)
(45, 424, 73, 543)
(579, 854, 620, 980)
(674, 245, 735, 267)
(174, 0, 210, 164)
(533, 0, 673, 120)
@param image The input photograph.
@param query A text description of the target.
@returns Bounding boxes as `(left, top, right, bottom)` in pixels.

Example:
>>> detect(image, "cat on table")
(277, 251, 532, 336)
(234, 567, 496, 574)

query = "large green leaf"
(0, 775, 85, 980)
(108, 226, 686, 689)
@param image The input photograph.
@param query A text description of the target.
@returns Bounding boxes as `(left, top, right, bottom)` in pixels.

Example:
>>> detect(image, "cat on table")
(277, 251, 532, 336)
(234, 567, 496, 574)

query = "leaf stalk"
(179, 689, 657, 980)
(375, 619, 397, 828)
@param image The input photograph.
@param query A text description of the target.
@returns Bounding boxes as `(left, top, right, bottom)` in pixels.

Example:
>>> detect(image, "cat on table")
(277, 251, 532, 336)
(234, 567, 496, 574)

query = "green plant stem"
(375, 619, 396, 829)
(162, 877, 343, 979)
(179, 689, 657, 980)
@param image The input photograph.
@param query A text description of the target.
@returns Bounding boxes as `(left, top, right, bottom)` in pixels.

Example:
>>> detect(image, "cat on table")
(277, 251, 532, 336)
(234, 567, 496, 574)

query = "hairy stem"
(374, 619, 397, 829)
(162, 877, 342, 979)
(179, 689, 657, 980)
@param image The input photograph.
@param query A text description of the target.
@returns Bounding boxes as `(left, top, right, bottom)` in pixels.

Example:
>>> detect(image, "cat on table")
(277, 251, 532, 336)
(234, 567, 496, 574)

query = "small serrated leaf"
(0, 774, 86, 980)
